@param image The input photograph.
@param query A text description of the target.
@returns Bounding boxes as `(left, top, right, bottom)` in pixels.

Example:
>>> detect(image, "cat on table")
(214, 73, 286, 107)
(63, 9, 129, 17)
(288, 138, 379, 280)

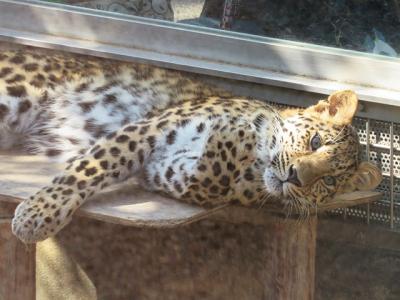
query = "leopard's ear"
(339, 162, 382, 193)
(305, 90, 358, 125)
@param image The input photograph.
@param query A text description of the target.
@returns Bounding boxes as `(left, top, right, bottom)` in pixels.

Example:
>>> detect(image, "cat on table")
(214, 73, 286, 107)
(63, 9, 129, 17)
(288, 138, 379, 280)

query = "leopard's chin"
(263, 169, 284, 198)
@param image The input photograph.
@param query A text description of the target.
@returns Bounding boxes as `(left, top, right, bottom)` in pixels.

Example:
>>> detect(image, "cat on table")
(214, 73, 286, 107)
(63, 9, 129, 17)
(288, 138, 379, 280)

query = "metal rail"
(0, 0, 399, 109)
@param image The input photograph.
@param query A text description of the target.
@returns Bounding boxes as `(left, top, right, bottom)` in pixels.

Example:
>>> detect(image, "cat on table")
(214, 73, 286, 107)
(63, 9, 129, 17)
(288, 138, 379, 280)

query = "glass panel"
(0, 42, 399, 299)
(200, 0, 400, 57)
(39, 0, 400, 58)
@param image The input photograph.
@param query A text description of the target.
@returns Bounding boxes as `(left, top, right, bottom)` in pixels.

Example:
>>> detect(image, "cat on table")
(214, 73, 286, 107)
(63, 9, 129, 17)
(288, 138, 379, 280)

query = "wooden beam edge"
(0, 190, 382, 227)
(75, 204, 229, 228)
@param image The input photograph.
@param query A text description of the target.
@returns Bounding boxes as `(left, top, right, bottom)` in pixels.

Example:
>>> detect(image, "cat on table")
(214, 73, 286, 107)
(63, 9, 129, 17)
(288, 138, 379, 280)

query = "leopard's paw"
(12, 190, 81, 243)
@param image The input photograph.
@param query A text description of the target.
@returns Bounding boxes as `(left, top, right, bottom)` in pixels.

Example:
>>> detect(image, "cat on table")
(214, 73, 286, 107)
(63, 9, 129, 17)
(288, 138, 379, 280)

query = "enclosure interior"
(0, 0, 400, 299)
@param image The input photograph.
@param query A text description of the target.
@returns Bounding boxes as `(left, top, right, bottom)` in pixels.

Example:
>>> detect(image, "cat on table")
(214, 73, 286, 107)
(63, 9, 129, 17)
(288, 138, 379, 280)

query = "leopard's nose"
(286, 165, 302, 187)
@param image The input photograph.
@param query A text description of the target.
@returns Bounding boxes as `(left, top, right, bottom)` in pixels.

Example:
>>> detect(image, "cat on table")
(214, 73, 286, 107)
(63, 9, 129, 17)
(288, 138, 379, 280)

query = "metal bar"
(220, 0, 239, 29)
(370, 171, 400, 179)
(359, 141, 400, 152)
(0, 0, 400, 108)
(366, 119, 371, 225)
(206, 77, 400, 123)
(390, 122, 395, 228)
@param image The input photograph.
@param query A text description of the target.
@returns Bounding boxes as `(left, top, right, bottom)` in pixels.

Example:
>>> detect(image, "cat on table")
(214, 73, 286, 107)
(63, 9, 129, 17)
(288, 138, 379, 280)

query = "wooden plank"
(0, 152, 381, 227)
(75, 183, 225, 227)
(259, 215, 317, 300)
(0, 152, 61, 200)
(210, 209, 318, 299)
(0, 202, 35, 300)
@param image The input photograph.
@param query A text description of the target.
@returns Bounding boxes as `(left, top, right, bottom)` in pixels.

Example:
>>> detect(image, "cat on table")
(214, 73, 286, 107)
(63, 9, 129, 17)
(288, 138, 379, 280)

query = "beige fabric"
(37, 238, 97, 300)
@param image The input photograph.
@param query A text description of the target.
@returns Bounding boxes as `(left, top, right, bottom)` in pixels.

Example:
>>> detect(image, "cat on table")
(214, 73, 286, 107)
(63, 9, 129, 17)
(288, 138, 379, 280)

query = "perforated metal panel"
(331, 118, 400, 228)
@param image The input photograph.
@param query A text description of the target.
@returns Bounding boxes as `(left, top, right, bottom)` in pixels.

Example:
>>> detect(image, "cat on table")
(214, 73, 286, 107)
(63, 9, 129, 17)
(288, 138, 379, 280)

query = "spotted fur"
(3, 48, 382, 243)
(0, 47, 220, 161)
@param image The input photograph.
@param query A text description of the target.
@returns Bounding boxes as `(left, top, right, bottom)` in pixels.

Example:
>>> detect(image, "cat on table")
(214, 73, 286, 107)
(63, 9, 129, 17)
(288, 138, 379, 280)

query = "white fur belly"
(143, 117, 212, 196)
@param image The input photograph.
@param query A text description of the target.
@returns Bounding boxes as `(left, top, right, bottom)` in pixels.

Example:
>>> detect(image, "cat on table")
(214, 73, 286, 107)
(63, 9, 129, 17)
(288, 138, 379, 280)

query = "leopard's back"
(0, 48, 226, 161)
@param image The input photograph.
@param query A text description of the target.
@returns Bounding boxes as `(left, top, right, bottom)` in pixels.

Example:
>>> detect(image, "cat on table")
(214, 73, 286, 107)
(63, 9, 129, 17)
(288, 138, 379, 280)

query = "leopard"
(0, 47, 382, 243)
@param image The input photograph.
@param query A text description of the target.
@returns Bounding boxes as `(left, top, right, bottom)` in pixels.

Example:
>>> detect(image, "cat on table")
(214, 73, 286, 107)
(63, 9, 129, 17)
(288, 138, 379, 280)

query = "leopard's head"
(264, 90, 382, 212)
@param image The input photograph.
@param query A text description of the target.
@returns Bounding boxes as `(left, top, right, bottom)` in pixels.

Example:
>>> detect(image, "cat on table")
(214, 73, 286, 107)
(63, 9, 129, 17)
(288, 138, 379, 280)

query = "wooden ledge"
(0, 152, 381, 227)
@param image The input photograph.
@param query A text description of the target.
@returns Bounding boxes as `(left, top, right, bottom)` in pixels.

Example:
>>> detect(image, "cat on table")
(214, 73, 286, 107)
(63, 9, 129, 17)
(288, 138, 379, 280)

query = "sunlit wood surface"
(0, 151, 381, 226)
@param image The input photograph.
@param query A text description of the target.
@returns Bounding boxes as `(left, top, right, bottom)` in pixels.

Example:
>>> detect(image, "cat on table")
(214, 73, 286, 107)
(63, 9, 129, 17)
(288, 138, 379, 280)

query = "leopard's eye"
(310, 133, 322, 151)
(323, 176, 336, 186)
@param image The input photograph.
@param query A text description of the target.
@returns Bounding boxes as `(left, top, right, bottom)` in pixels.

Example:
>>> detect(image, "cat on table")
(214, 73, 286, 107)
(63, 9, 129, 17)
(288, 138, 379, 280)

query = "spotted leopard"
(1, 47, 382, 243)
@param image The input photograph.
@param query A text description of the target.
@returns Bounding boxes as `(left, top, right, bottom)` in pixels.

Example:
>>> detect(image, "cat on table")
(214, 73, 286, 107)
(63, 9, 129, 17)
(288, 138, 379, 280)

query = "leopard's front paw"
(12, 190, 81, 243)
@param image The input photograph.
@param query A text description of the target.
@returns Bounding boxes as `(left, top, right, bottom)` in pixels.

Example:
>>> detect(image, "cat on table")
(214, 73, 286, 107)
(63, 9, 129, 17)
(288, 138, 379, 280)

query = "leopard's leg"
(12, 120, 167, 243)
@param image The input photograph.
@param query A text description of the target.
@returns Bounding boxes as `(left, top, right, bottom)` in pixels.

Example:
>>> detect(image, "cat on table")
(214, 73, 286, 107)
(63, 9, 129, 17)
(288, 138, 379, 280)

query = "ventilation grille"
(330, 118, 400, 228)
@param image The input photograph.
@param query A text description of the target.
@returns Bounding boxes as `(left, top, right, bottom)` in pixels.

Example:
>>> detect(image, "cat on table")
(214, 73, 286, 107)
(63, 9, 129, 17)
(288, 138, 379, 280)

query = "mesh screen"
(330, 117, 400, 228)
